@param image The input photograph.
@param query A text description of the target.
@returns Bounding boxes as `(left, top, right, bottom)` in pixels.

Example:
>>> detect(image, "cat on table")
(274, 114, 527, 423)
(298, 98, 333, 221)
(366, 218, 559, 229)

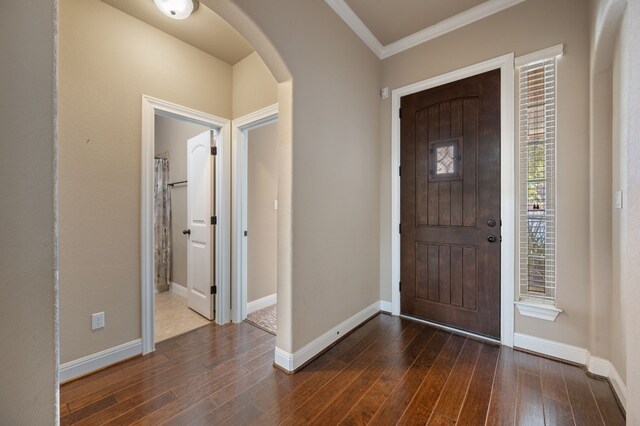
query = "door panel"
(400, 70, 501, 338)
(186, 130, 215, 320)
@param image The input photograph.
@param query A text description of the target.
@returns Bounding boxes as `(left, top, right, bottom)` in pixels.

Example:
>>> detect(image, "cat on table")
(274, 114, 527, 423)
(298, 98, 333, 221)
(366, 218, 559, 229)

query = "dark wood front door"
(400, 69, 501, 339)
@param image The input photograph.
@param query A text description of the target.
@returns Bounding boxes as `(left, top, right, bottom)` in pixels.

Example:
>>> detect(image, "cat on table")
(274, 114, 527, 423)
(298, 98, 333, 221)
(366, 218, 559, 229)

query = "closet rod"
(168, 180, 187, 188)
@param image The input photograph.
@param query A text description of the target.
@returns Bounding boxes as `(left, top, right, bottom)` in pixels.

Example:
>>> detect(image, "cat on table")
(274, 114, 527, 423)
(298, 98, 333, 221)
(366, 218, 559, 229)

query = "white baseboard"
(379, 300, 392, 313)
(247, 293, 277, 315)
(608, 362, 627, 411)
(274, 301, 380, 372)
(514, 333, 589, 365)
(587, 355, 611, 377)
(274, 347, 294, 372)
(514, 333, 626, 410)
(59, 339, 142, 383)
(170, 282, 187, 298)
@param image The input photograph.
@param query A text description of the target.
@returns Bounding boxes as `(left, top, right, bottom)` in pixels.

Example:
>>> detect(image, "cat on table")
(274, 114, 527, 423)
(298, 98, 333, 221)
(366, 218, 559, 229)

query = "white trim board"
(275, 301, 381, 372)
(514, 333, 627, 410)
(231, 104, 279, 324)
(247, 293, 277, 315)
(515, 301, 563, 321)
(59, 339, 142, 383)
(514, 43, 564, 67)
(141, 95, 231, 355)
(390, 53, 516, 347)
(325, 0, 525, 59)
(170, 282, 187, 298)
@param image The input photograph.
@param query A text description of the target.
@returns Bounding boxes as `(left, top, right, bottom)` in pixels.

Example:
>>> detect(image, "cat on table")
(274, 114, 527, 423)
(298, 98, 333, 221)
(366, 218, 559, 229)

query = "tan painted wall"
(233, 52, 278, 119)
(609, 37, 625, 382)
(379, 0, 592, 349)
(154, 116, 211, 290)
(588, 62, 614, 360)
(0, 1, 57, 423)
(227, 0, 382, 352)
(247, 122, 279, 303)
(589, 0, 628, 392)
(58, 0, 232, 363)
(596, 0, 640, 417)
(231, 44, 279, 305)
(622, 1, 640, 418)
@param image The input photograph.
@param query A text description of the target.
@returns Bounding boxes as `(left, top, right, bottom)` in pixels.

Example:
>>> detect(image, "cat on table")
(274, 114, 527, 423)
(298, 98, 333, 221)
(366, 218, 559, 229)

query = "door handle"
(182, 229, 191, 236)
(487, 235, 497, 243)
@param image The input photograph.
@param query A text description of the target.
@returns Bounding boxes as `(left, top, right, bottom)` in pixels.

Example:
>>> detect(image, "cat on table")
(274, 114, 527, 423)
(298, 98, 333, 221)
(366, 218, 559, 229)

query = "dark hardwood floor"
(60, 314, 625, 425)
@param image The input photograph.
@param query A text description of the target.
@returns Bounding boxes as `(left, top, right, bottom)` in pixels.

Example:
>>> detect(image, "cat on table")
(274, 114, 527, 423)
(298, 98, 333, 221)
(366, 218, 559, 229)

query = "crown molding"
(325, 0, 385, 57)
(326, 0, 526, 60)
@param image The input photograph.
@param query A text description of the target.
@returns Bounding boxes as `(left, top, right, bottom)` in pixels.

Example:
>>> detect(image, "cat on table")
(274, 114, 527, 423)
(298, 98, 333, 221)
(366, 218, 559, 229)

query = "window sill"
(515, 301, 562, 322)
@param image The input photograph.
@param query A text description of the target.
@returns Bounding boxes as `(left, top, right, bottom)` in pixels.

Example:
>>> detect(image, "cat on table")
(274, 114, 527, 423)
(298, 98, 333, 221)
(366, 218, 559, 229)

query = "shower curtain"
(154, 158, 172, 292)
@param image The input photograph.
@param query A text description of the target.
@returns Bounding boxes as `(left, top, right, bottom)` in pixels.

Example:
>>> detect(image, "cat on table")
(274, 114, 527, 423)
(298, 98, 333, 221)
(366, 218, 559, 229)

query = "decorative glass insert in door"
(429, 138, 462, 181)
(436, 145, 455, 174)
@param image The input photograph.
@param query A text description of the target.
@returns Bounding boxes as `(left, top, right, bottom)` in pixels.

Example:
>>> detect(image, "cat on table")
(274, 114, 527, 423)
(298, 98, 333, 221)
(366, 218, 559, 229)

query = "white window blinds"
(518, 57, 557, 304)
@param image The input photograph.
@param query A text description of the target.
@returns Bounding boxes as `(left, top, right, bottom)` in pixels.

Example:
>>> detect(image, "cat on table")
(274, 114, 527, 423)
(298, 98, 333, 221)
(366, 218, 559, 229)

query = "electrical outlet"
(92, 312, 105, 330)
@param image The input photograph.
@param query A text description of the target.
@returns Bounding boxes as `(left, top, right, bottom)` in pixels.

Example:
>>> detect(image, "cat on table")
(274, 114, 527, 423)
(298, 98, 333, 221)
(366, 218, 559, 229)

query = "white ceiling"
(101, 0, 254, 65)
(326, 0, 526, 59)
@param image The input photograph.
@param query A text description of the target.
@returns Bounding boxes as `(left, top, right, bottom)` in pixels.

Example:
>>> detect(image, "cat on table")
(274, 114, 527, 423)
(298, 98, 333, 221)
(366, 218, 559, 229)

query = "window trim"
(515, 301, 562, 321)
(516, 44, 563, 312)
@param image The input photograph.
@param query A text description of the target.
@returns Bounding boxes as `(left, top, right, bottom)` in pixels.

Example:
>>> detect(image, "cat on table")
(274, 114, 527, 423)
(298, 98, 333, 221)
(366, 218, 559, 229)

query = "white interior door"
(186, 130, 215, 320)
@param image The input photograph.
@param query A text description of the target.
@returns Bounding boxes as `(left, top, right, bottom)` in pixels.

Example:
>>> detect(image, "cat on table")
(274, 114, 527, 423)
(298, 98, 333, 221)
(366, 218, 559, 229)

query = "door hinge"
(210, 285, 217, 295)
(399, 223, 401, 234)
(399, 108, 402, 119)
(211, 216, 217, 225)
(211, 146, 217, 156)
(399, 281, 401, 292)
(399, 166, 401, 177)
(243, 230, 248, 237)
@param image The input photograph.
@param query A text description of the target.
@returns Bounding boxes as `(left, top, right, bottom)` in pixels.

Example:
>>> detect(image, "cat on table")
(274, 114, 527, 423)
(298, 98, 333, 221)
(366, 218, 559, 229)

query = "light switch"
(615, 190, 623, 209)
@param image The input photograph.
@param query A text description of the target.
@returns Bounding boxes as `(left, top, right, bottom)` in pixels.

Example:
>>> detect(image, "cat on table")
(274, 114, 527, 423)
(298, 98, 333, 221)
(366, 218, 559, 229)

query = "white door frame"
(141, 95, 231, 354)
(231, 104, 279, 324)
(390, 53, 516, 347)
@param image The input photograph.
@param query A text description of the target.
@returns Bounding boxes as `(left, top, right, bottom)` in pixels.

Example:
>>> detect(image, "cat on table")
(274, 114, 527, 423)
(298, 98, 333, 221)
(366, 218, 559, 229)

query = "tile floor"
(155, 290, 210, 342)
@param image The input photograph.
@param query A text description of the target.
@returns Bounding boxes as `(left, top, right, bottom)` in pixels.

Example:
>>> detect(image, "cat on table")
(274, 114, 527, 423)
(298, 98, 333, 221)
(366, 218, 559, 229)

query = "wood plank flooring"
(60, 314, 625, 425)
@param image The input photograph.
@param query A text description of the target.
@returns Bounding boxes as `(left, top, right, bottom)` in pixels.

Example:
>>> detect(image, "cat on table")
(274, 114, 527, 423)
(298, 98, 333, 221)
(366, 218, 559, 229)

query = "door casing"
(390, 54, 516, 347)
(231, 104, 279, 324)
(141, 95, 231, 354)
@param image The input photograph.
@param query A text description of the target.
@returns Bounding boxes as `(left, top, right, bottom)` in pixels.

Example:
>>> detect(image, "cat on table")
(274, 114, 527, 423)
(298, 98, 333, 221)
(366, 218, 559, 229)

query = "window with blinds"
(518, 57, 557, 304)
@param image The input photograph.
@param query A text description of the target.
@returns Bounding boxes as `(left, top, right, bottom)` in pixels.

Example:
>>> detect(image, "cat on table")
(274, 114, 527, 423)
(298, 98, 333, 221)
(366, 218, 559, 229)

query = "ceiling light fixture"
(154, 0, 199, 20)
